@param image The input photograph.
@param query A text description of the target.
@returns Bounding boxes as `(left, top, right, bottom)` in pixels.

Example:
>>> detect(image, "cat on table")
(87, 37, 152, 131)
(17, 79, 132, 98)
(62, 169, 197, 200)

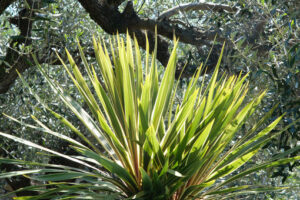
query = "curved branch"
(136, 18, 226, 45)
(78, 0, 227, 48)
(77, 0, 236, 78)
(158, 2, 239, 20)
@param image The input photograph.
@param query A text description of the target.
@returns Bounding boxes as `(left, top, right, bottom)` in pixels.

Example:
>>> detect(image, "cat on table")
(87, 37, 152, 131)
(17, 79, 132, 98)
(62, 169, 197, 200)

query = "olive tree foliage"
(0, 1, 101, 195)
(0, 0, 97, 149)
(1, 0, 299, 92)
(0, 0, 299, 196)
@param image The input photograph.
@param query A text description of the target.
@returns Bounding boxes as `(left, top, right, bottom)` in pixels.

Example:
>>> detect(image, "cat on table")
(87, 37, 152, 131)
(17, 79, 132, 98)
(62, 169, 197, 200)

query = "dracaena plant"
(1, 33, 299, 200)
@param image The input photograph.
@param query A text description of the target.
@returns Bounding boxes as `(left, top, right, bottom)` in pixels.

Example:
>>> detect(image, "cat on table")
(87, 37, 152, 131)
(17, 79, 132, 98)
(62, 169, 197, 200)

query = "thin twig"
(158, 2, 239, 20)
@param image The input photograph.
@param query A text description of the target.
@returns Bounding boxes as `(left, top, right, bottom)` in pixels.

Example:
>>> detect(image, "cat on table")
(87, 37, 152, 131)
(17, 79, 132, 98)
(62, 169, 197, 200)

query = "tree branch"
(136, 18, 226, 45)
(158, 2, 239, 20)
(77, 0, 227, 62)
(0, 2, 34, 93)
(78, 0, 228, 46)
(0, 0, 270, 94)
(106, 0, 126, 8)
(248, 19, 267, 44)
(129, 30, 170, 66)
